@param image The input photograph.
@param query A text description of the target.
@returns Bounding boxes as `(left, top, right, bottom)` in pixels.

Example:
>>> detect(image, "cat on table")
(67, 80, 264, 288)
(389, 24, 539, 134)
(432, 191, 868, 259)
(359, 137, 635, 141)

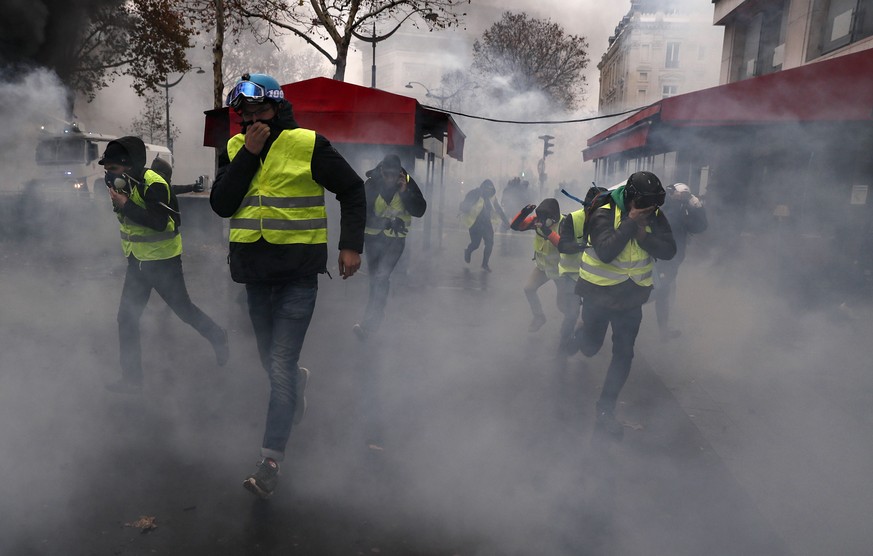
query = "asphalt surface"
(2, 196, 869, 555)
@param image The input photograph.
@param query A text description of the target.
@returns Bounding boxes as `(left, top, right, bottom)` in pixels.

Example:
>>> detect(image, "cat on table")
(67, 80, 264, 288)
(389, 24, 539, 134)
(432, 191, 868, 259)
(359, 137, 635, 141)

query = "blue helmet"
(226, 73, 284, 109)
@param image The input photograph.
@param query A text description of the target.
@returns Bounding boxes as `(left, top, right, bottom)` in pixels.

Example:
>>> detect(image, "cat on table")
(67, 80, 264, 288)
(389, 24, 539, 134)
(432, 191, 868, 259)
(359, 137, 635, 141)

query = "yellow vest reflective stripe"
(118, 169, 181, 260)
(226, 129, 327, 245)
(534, 214, 562, 279)
(579, 204, 653, 287)
(559, 209, 586, 278)
(365, 181, 412, 238)
(461, 197, 501, 229)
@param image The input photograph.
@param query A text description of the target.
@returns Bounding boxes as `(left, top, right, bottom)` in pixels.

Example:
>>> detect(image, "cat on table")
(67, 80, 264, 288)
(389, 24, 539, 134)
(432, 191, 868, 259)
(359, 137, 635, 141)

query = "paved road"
(1, 201, 867, 555)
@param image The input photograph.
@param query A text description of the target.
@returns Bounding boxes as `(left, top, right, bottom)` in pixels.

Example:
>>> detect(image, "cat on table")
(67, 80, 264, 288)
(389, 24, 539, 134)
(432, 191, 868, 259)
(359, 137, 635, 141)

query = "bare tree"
(129, 93, 180, 146)
(229, 0, 469, 81)
(221, 24, 331, 89)
(472, 11, 589, 111)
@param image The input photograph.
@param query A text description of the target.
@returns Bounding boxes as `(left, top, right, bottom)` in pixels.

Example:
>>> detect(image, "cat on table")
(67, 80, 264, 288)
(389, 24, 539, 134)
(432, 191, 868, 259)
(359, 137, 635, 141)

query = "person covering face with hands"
(100, 136, 229, 395)
(210, 73, 367, 499)
(353, 154, 427, 341)
(574, 171, 676, 437)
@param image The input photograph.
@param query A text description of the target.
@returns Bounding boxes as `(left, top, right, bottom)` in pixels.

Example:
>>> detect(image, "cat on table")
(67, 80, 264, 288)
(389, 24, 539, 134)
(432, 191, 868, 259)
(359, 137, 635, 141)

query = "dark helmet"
(535, 198, 560, 226)
(225, 73, 284, 109)
(625, 171, 665, 208)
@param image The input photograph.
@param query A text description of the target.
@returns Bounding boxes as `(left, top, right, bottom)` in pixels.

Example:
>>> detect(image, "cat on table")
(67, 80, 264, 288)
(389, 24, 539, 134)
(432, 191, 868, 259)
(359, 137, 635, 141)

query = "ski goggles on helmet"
(226, 80, 283, 109)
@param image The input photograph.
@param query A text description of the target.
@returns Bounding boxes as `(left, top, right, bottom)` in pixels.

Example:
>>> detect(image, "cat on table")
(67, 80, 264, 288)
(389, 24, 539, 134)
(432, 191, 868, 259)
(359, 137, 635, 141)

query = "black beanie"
(99, 142, 131, 166)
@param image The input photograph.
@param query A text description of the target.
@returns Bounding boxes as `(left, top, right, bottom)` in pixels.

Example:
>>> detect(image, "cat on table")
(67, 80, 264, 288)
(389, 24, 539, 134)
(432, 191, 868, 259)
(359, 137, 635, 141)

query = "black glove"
(385, 217, 408, 235)
(520, 204, 536, 218)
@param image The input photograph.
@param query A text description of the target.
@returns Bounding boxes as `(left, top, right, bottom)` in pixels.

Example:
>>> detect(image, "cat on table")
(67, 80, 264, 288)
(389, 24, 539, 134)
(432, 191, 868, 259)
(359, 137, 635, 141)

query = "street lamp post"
(404, 81, 460, 108)
(159, 66, 205, 153)
(352, 11, 436, 88)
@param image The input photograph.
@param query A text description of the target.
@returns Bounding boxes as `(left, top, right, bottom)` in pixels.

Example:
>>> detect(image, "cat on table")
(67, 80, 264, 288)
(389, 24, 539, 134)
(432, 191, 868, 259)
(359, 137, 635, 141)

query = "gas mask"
(105, 171, 139, 194)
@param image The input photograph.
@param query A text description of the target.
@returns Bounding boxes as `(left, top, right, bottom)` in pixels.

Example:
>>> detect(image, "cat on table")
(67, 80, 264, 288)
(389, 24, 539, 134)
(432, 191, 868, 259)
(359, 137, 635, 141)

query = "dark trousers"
(117, 255, 224, 383)
(363, 234, 406, 332)
(466, 221, 494, 266)
(577, 301, 643, 411)
(246, 279, 317, 461)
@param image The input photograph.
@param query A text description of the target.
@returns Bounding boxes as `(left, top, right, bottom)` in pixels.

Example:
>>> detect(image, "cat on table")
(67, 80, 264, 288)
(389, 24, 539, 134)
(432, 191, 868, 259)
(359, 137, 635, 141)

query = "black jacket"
(210, 101, 366, 283)
(575, 201, 676, 310)
(363, 164, 426, 233)
(109, 136, 177, 232)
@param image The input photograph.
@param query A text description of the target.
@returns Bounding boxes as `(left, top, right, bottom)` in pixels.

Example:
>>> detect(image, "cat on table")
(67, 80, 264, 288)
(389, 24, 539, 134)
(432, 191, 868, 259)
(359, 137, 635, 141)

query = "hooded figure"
(653, 182, 707, 340)
(100, 136, 228, 396)
(460, 179, 509, 271)
(353, 153, 427, 340)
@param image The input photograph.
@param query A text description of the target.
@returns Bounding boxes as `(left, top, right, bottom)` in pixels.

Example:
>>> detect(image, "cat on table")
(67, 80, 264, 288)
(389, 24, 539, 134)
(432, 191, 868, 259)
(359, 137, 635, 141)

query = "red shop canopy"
(584, 48, 873, 161)
(204, 77, 465, 161)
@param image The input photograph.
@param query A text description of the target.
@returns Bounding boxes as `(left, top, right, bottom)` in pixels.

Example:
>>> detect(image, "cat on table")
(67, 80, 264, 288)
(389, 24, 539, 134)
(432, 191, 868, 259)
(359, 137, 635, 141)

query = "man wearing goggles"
(573, 171, 676, 438)
(210, 73, 366, 499)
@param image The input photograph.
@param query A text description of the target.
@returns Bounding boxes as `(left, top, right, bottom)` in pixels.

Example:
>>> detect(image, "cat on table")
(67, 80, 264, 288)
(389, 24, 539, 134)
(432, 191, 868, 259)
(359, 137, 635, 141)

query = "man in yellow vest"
(575, 172, 676, 436)
(101, 137, 228, 394)
(510, 198, 578, 349)
(210, 73, 366, 498)
(460, 179, 509, 272)
(353, 154, 426, 340)
(555, 186, 609, 353)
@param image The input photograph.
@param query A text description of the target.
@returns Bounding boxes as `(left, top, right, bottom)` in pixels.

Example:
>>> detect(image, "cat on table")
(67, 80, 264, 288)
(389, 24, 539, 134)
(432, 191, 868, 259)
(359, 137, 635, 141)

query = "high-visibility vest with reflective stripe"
(534, 214, 563, 279)
(118, 169, 181, 260)
(365, 179, 412, 238)
(461, 196, 501, 229)
(226, 129, 326, 245)
(579, 203, 654, 287)
(558, 209, 586, 279)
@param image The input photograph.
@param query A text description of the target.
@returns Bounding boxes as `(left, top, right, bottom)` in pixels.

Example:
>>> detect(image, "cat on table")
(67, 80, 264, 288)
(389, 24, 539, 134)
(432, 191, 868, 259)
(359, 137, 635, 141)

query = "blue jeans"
(362, 234, 406, 332)
(246, 278, 317, 461)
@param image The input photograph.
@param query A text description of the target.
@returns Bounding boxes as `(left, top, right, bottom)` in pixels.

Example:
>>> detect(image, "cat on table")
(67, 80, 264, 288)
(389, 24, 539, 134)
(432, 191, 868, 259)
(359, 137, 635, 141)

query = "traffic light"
(539, 134, 555, 159)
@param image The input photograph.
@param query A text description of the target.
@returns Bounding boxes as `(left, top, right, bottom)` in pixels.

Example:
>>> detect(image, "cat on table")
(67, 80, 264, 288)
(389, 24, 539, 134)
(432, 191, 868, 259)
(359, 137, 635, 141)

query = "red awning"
(583, 125, 651, 161)
(584, 48, 873, 160)
(204, 77, 464, 161)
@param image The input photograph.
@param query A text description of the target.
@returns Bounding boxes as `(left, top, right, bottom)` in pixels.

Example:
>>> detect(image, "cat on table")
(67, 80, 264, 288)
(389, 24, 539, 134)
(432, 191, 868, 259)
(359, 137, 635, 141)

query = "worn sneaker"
(105, 378, 143, 395)
(213, 328, 230, 367)
(595, 404, 624, 438)
(528, 314, 547, 332)
(464, 248, 472, 264)
(243, 457, 279, 499)
(293, 367, 309, 425)
(352, 323, 368, 342)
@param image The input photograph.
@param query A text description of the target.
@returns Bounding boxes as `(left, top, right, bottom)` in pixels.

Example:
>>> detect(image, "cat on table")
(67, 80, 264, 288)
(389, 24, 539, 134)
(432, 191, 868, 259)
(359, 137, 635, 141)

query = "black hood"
(104, 136, 147, 174)
(272, 99, 299, 131)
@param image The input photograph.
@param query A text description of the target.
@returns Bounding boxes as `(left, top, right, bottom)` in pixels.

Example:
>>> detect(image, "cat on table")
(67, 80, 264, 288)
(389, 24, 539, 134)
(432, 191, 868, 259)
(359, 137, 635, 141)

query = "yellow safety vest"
(534, 214, 563, 280)
(461, 196, 501, 229)
(226, 129, 326, 245)
(579, 204, 653, 287)
(558, 209, 586, 279)
(118, 169, 181, 261)
(365, 179, 412, 238)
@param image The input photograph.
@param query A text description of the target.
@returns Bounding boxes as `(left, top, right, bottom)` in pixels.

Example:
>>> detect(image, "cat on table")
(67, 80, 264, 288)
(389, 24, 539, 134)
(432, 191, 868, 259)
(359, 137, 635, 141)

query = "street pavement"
(0, 201, 869, 555)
